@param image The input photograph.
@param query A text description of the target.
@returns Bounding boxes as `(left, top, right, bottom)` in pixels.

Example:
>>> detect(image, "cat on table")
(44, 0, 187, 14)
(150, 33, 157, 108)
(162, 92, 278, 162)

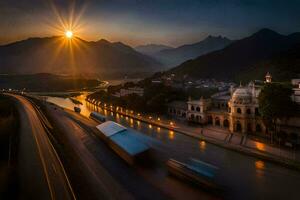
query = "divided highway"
(7, 94, 76, 200)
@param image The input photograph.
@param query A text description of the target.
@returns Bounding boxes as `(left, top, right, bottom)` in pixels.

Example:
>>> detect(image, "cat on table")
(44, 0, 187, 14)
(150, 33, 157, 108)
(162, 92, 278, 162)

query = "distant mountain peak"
(252, 28, 281, 37)
(96, 39, 111, 45)
(135, 44, 173, 56)
(152, 35, 233, 67)
(203, 35, 230, 42)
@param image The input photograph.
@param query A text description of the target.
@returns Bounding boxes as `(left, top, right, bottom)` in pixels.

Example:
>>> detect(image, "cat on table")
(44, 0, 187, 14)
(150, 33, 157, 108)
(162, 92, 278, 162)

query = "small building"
(167, 101, 187, 119)
(187, 97, 211, 124)
(265, 72, 272, 83)
(291, 79, 300, 105)
(96, 121, 149, 165)
(151, 80, 162, 84)
(120, 87, 144, 97)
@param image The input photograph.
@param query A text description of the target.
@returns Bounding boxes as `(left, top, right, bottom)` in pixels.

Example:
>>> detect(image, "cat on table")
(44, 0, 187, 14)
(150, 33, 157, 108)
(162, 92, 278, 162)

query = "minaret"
(252, 81, 256, 99)
(265, 72, 272, 83)
(230, 85, 234, 97)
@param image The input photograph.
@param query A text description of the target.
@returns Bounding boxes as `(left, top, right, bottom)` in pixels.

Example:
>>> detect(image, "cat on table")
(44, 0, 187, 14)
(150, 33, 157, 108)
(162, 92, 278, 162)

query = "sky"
(0, 0, 300, 47)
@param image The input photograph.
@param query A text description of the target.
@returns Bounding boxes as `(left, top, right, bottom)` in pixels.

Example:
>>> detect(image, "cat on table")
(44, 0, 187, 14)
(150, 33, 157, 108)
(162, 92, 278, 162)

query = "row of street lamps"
(87, 98, 175, 127)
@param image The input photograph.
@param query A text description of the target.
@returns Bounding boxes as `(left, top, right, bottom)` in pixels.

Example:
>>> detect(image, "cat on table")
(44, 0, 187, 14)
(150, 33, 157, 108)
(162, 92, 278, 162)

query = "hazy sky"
(0, 0, 300, 47)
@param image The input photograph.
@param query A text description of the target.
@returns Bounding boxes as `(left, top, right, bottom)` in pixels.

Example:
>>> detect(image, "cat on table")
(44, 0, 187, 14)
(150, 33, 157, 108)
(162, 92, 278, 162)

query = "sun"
(65, 30, 73, 39)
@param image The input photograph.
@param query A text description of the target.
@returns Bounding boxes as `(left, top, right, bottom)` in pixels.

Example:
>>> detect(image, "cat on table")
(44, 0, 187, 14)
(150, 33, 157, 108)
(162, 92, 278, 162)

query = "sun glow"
(65, 30, 73, 39)
(42, 0, 90, 75)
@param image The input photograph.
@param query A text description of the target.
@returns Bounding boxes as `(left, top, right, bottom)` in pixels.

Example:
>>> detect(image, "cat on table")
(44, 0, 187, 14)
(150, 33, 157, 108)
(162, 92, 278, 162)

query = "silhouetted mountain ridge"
(153, 35, 233, 67)
(168, 29, 300, 81)
(135, 44, 174, 56)
(0, 36, 162, 78)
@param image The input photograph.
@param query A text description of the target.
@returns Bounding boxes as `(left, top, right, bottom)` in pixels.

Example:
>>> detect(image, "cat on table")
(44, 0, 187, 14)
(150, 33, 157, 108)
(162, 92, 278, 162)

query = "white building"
(292, 79, 300, 104)
(113, 87, 144, 97)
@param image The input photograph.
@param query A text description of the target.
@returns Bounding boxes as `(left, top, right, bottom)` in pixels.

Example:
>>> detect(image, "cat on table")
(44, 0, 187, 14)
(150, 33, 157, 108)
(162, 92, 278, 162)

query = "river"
(46, 94, 300, 200)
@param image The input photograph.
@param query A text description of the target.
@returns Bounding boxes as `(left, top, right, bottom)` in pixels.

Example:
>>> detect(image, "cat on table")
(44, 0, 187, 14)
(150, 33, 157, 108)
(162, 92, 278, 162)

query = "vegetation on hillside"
(236, 44, 300, 82)
(0, 73, 101, 92)
(167, 29, 300, 82)
(258, 83, 298, 143)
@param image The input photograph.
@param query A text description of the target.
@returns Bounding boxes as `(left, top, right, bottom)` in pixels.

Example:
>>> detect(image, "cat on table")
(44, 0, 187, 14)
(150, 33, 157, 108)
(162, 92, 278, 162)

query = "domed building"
(184, 72, 300, 144)
(227, 83, 265, 134)
(187, 79, 267, 135)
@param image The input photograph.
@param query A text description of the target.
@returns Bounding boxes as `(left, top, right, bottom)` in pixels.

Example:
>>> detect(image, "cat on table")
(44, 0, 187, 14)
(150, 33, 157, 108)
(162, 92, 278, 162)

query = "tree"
(258, 83, 297, 143)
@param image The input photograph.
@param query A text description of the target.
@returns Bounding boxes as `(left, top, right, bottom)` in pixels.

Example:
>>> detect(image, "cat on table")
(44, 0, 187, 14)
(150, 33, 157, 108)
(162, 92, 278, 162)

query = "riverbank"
(86, 98, 300, 171)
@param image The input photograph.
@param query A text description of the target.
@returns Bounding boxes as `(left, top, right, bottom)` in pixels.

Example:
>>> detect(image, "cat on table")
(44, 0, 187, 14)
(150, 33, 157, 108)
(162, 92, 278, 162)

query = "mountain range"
(142, 36, 233, 68)
(135, 44, 173, 56)
(0, 37, 162, 78)
(168, 29, 300, 81)
(1, 29, 300, 82)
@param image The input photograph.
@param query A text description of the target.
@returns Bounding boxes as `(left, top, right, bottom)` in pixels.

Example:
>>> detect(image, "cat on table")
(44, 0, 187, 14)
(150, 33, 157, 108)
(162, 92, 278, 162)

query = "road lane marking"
(11, 95, 76, 200)
(26, 95, 76, 200)
(30, 121, 55, 200)
(52, 164, 58, 174)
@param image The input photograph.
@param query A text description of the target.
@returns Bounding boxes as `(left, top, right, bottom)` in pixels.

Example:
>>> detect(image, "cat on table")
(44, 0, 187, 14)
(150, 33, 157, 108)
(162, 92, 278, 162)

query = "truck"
(90, 111, 106, 122)
(74, 106, 81, 113)
(166, 158, 222, 193)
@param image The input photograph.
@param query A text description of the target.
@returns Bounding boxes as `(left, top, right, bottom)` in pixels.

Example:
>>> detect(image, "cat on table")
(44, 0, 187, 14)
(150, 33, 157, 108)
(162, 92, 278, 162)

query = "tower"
(265, 72, 272, 83)
(230, 85, 234, 97)
(250, 81, 256, 99)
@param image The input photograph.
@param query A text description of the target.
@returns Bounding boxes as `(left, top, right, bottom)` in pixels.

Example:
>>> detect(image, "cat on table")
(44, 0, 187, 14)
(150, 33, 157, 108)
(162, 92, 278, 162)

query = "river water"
(46, 94, 300, 200)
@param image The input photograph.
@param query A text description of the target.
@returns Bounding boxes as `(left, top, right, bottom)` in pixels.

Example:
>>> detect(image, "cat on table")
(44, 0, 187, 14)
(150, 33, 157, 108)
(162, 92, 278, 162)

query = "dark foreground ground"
(0, 95, 19, 199)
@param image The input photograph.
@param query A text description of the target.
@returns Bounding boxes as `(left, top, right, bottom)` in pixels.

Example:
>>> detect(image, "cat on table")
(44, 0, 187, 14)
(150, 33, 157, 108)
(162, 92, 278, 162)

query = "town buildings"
(168, 73, 300, 143)
(112, 87, 144, 97)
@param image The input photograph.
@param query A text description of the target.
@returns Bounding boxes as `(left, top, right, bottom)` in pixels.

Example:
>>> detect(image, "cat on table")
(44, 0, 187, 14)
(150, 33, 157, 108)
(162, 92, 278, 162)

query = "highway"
(45, 102, 169, 200)
(45, 102, 216, 199)
(46, 105, 133, 200)
(7, 94, 75, 200)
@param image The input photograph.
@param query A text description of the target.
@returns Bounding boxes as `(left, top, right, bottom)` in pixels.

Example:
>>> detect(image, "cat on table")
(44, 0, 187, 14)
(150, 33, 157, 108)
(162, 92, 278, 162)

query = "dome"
(231, 87, 252, 104)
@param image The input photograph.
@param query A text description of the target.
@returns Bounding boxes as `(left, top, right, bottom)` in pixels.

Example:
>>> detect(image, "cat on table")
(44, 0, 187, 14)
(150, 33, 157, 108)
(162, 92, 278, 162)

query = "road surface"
(45, 102, 174, 200)
(45, 102, 217, 199)
(7, 94, 75, 200)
